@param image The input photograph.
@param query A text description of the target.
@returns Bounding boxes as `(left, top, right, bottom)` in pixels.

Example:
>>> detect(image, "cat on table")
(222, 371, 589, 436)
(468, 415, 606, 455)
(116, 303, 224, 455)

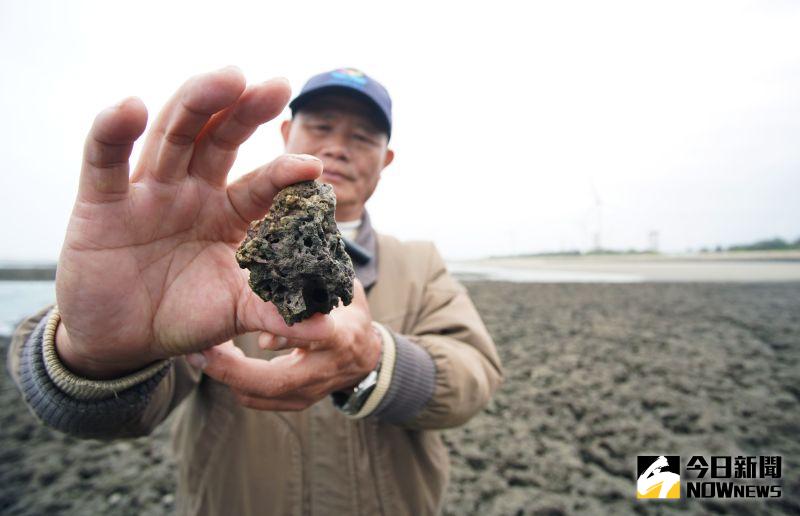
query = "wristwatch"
(331, 330, 383, 416)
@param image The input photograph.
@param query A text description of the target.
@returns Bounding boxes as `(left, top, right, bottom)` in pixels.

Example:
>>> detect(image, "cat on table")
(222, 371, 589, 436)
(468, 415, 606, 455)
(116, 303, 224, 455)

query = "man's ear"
(280, 119, 292, 146)
(382, 148, 395, 170)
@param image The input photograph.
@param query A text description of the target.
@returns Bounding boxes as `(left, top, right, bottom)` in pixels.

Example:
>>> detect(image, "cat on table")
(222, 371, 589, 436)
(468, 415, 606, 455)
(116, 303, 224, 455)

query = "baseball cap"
(289, 68, 393, 139)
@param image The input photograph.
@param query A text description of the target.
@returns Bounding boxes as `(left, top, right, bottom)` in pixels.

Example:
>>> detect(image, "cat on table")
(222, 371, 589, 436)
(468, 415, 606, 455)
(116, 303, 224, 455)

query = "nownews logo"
(637, 456, 680, 499)
(685, 455, 782, 499)
(637, 455, 783, 500)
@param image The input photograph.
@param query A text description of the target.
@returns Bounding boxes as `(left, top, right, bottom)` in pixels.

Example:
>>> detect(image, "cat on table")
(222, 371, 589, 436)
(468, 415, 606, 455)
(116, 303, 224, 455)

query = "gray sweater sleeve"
(12, 307, 436, 431)
(9, 307, 173, 439)
(370, 331, 436, 424)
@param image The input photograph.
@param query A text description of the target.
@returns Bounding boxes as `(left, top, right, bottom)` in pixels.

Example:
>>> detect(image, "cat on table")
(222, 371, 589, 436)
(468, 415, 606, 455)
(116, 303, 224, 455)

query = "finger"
(201, 344, 326, 397)
(257, 332, 275, 350)
(257, 327, 331, 352)
(215, 340, 245, 355)
(236, 287, 336, 341)
(331, 277, 366, 315)
(78, 97, 148, 204)
(351, 277, 368, 308)
(133, 66, 246, 184)
(224, 153, 322, 229)
(190, 78, 291, 186)
(186, 339, 241, 368)
(259, 332, 322, 351)
(261, 334, 295, 351)
(283, 337, 328, 351)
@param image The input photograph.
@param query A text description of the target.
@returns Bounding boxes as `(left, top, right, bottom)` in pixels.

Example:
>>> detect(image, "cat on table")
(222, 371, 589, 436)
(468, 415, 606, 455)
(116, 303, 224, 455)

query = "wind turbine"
(589, 179, 603, 252)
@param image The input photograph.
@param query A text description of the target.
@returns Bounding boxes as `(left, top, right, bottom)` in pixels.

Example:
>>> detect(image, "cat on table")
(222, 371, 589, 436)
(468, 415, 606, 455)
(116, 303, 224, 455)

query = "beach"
(1, 281, 798, 515)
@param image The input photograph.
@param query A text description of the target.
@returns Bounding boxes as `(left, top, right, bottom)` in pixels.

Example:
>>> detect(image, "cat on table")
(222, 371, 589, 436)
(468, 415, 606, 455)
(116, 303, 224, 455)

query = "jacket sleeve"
(371, 243, 503, 430)
(7, 305, 200, 440)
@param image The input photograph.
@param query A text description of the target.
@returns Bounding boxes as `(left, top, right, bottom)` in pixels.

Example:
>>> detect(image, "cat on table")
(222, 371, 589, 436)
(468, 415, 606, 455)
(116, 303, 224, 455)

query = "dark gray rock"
(235, 180, 354, 325)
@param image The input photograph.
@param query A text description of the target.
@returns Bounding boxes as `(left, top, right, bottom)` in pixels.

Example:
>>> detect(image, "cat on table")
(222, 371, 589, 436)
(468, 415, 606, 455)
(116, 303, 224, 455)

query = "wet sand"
(450, 251, 800, 283)
(441, 282, 799, 515)
(2, 282, 799, 515)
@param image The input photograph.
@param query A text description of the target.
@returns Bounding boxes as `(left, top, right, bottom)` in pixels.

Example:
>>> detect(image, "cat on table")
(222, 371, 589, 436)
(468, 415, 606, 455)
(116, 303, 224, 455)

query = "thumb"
(225, 154, 322, 229)
(235, 288, 336, 341)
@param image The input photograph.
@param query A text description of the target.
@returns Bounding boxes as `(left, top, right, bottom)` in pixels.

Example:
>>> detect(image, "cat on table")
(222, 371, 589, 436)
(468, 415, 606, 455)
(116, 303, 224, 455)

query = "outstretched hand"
(55, 67, 335, 379)
(193, 279, 382, 412)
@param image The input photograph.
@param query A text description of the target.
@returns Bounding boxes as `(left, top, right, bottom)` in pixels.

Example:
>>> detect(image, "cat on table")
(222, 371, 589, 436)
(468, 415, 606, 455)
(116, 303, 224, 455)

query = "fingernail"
(275, 336, 288, 349)
(293, 153, 321, 162)
(186, 352, 207, 369)
(258, 333, 272, 349)
(111, 95, 135, 109)
(217, 65, 241, 73)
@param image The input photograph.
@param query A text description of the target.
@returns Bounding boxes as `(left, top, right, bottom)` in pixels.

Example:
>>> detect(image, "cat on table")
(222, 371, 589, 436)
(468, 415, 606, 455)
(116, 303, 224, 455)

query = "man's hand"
(195, 280, 382, 412)
(55, 67, 335, 379)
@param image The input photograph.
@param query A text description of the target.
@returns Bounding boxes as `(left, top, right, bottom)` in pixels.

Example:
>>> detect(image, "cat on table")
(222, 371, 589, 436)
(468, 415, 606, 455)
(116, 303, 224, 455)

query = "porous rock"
(235, 180, 355, 325)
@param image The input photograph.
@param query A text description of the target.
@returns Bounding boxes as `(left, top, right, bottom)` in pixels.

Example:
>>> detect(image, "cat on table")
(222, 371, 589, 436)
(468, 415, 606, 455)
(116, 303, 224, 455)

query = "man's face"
(281, 93, 394, 221)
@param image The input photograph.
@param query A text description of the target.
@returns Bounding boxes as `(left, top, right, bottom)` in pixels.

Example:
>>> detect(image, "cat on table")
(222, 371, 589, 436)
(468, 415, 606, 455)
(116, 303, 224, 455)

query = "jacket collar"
(352, 210, 378, 291)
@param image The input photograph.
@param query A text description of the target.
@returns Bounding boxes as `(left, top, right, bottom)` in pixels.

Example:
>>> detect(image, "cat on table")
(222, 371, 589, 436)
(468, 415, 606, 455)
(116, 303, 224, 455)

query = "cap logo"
(330, 68, 368, 88)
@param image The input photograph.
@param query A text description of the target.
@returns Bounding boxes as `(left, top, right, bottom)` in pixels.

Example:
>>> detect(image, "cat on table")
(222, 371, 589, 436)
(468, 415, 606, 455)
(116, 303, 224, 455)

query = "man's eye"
(313, 124, 332, 132)
(353, 133, 373, 143)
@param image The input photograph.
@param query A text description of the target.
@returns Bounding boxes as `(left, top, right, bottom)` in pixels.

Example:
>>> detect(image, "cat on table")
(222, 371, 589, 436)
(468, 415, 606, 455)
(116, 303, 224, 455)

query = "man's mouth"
(322, 169, 353, 182)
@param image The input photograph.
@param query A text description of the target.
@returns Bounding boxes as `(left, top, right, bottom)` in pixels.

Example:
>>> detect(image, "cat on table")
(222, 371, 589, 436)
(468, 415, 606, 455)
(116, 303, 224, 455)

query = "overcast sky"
(1, 0, 799, 261)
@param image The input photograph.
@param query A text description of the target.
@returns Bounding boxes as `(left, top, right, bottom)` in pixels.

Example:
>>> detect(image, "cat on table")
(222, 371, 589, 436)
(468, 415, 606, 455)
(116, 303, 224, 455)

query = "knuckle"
(273, 154, 294, 169)
(333, 352, 351, 371)
(208, 131, 239, 152)
(163, 130, 195, 147)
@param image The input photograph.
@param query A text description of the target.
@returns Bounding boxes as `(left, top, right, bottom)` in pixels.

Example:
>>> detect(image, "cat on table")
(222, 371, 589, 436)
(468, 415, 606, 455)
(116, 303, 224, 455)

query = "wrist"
(367, 323, 382, 369)
(54, 312, 153, 380)
(332, 322, 397, 418)
(352, 323, 383, 386)
(336, 321, 382, 391)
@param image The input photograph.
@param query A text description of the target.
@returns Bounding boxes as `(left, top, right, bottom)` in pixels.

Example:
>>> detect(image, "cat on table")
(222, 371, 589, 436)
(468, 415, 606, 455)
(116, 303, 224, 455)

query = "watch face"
(358, 369, 379, 390)
(335, 369, 380, 415)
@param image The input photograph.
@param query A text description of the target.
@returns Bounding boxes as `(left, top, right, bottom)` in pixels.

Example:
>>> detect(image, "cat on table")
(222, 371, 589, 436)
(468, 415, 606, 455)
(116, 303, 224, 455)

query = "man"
(8, 67, 502, 515)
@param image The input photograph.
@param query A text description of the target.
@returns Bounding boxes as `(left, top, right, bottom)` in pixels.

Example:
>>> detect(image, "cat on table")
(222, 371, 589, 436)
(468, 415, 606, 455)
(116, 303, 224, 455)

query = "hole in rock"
(302, 278, 331, 312)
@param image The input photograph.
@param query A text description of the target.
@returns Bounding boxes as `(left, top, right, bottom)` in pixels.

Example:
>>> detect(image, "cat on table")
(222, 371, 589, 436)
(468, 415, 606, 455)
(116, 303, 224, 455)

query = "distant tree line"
(0, 265, 57, 280)
(499, 236, 800, 258)
(726, 237, 800, 252)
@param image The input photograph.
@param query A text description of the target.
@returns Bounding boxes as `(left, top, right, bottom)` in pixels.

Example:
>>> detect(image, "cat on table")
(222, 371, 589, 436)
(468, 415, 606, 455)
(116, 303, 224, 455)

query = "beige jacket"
(10, 221, 503, 515)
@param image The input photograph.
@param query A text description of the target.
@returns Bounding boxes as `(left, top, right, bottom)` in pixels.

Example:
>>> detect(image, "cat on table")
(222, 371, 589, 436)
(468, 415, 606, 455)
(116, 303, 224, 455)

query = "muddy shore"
(1, 282, 798, 515)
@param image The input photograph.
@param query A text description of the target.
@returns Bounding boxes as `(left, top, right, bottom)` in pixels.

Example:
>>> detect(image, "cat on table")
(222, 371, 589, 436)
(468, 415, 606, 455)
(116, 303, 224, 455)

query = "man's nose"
(320, 134, 351, 162)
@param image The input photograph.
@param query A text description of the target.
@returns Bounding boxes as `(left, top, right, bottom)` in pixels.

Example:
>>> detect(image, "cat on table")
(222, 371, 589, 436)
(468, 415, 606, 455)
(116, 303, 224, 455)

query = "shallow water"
(449, 263, 644, 283)
(0, 281, 55, 337)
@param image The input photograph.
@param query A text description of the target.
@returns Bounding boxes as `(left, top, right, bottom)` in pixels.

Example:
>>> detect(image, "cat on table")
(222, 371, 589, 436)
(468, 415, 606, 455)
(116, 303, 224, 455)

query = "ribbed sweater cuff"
(41, 307, 170, 400)
(15, 307, 171, 438)
(371, 332, 436, 424)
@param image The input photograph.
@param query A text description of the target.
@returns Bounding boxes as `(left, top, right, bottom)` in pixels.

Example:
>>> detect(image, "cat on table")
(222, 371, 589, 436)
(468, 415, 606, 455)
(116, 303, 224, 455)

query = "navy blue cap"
(289, 68, 392, 139)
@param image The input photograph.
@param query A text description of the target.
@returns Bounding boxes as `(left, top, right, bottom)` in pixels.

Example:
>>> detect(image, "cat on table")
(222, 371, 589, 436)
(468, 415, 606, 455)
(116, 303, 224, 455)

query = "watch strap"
(339, 322, 396, 419)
